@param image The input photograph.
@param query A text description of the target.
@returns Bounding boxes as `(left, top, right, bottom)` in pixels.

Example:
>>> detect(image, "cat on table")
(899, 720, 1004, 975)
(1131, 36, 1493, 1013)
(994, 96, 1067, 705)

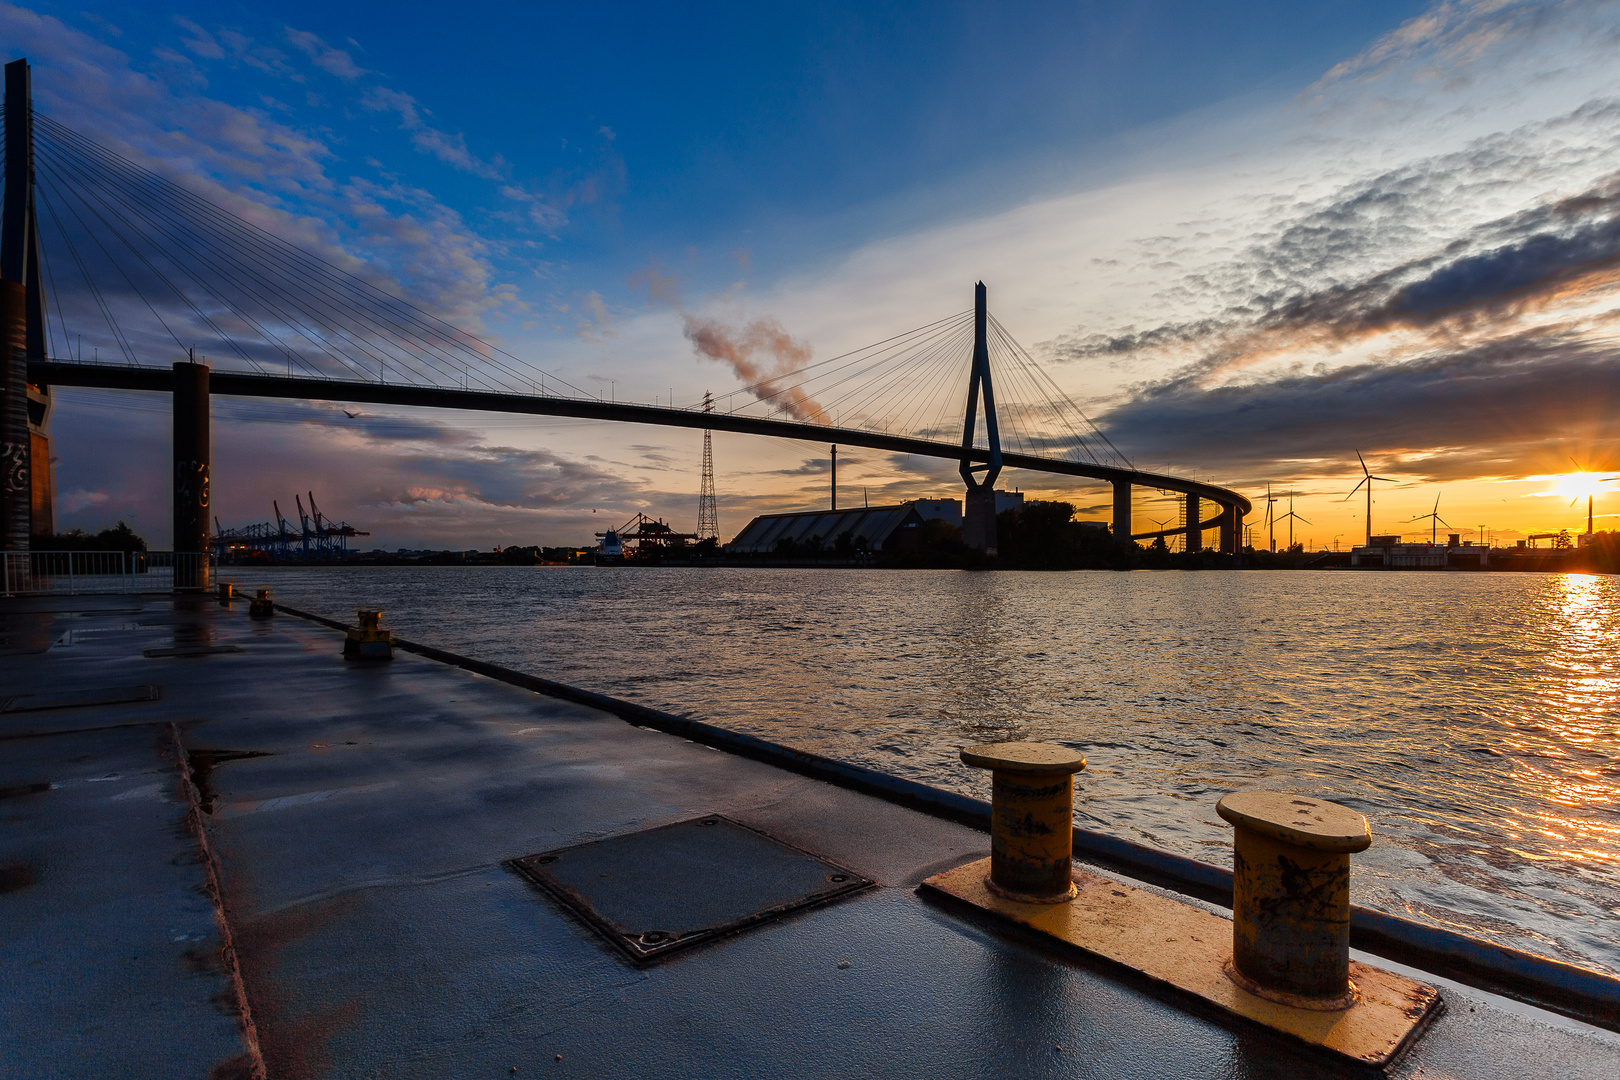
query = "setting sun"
(1547, 472, 1620, 502)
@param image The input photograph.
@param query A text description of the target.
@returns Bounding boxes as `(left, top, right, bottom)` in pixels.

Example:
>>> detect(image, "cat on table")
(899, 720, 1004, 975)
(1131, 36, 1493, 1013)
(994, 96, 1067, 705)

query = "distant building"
(727, 504, 926, 555)
(728, 491, 1032, 556)
(882, 491, 1021, 528)
(913, 498, 962, 527)
(1350, 534, 1489, 569)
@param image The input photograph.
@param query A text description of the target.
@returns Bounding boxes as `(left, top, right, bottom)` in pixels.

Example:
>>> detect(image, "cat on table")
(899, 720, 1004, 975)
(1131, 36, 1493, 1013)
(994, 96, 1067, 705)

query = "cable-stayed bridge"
(0, 57, 1248, 562)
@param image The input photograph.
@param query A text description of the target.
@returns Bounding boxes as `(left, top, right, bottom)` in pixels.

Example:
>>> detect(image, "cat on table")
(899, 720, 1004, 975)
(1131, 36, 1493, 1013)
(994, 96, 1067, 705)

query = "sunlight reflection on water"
(233, 565, 1620, 974)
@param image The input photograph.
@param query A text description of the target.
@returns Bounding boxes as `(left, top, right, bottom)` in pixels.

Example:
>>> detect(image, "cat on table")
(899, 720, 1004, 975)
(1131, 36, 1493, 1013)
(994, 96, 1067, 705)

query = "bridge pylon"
(960, 283, 1002, 555)
(0, 56, 54, 550)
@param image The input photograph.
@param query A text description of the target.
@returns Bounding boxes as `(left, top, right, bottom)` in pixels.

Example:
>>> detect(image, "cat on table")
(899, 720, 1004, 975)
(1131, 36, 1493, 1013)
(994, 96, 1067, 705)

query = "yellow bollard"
(343, 608, 394, 661)
(248, 588, 274, 619)
(1216, 792, 1371, 1009)
(960, 742, 1086, 903)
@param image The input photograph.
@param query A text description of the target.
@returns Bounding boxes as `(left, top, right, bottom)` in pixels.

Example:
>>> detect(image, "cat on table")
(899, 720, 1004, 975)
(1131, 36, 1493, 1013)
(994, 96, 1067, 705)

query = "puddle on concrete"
(0, 863, 38, 893)
(186, 749, 276, 815)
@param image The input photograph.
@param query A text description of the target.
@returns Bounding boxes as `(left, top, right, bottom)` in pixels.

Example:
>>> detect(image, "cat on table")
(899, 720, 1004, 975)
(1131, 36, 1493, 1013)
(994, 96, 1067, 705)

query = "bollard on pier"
(1216, 791, 1371, 1009)
(343, 609, 394, 661)
(959, 741, 1086, 903)
(248, 588, 274, 619)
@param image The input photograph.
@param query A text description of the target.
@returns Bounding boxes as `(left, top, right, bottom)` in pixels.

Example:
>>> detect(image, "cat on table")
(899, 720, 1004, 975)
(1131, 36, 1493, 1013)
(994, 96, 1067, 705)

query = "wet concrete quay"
(3, 592, 1618, 1078)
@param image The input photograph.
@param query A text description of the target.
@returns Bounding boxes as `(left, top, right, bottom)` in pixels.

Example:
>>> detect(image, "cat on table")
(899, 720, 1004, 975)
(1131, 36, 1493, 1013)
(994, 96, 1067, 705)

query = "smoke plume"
(682, 315, 825, 422)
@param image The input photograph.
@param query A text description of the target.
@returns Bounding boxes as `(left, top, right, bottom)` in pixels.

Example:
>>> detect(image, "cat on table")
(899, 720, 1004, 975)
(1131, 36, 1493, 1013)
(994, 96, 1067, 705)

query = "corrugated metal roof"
(727, 504, 925, 553)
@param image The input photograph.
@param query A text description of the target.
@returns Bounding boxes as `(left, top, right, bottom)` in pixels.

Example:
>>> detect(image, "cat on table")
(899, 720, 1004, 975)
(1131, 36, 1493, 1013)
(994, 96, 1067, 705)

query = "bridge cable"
(875, 324, 969, 438)
(35, 141, 319, 376)
(36, 114, 593, 398)
(810, 317, 968, 430)
(40, 146, 279, 375)
(780, 313, 971, 432)
(38, 115, 568, 393)
(36, 182, 135, 363)
(36, 126, 400, 382)
(838, 319, 972, 438)
(37, 121, 467, 386)
(33, 152, 193, 362)
(712, 310, 968, 415)
(989, 314, 1131, 469)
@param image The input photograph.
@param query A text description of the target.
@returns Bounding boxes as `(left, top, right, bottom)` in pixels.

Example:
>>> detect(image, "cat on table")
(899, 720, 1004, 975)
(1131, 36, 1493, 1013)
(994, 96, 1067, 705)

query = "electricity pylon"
(697, 392, 719, 540)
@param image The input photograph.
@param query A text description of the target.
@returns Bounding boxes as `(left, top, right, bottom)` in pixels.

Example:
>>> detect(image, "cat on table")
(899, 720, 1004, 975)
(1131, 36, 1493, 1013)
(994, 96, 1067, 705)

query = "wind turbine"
(1345, 451, 1397, 546)
(1262, 483, 1281, 552)
(1277, 490, 1310, 552)
(1407, 493, 1452, 544)
(1148, 516, 1174, 551)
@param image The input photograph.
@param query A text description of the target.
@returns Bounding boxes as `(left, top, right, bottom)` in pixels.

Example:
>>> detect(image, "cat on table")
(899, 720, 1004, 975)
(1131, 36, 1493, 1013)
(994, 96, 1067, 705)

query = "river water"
(226, 566, 1620, 975)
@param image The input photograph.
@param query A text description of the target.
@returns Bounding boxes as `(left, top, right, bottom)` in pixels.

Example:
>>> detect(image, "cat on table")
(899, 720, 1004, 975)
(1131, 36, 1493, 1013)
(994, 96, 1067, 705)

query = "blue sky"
(24, 1, 1428, 317)
(8, 1, 1620, 548)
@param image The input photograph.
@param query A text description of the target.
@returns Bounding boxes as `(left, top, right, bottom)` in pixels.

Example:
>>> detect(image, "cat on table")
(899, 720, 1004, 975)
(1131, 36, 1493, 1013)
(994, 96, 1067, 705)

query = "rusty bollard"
(961, 742, 1087, 903)
(1216, 792, 1371, 1009)
(248, 588, 274, 619)
(343, 609, 394, 661)
(216, 581, 235, 605)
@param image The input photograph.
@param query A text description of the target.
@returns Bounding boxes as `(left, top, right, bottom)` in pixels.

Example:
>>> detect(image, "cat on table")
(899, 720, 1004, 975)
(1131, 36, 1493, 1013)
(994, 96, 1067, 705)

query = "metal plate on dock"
(921, 857, 1442, 1067)
(510, 814, 874, 963)
(143, 644, 244, 658)
(1, 684, 163, 713)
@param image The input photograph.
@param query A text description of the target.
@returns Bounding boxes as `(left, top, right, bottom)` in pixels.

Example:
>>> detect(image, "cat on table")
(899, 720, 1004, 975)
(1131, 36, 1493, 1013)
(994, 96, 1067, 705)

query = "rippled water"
(228, 566, 1620, 974)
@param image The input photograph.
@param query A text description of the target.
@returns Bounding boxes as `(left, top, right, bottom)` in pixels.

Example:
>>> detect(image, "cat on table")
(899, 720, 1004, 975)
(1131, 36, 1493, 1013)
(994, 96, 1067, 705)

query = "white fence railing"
(1, 551, 215, 596)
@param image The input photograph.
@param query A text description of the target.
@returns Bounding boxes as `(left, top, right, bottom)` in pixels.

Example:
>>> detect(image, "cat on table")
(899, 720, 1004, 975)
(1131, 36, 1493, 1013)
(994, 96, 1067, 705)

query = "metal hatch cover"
(1, 684, 162, 712)
(509, 814, 874, 963)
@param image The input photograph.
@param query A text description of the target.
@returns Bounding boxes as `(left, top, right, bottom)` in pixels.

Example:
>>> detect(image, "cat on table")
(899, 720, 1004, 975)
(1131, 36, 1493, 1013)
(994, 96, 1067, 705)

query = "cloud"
(630, 260, 682, 306)
(62, 488, 109, 513)
(284, 27, 366, 81)
(574, 291, 615, 341)
(359, 85, 506, 179)
(1045, 97, 1620, 397)
(1307, 0, 1571, 95)
(499, 183, 570, 232)
(1096, 323, 1620, 484)
(172, 16, 223, 59)
(45, 388, 706, 547)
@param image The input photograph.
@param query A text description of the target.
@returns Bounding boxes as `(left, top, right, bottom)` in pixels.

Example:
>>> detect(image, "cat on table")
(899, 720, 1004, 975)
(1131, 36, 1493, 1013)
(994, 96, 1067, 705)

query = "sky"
(7, 0, 1620, 550)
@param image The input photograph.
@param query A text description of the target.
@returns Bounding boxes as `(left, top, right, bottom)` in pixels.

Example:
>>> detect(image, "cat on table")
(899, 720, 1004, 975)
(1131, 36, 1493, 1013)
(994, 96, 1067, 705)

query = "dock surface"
(3, 593, 1617, 1078)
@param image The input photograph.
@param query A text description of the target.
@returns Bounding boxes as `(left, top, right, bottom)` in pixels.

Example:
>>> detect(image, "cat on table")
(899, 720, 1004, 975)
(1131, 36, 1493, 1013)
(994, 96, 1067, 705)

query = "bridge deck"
(4, 592, 1608, 1078)
(28, 359, 1252, 518)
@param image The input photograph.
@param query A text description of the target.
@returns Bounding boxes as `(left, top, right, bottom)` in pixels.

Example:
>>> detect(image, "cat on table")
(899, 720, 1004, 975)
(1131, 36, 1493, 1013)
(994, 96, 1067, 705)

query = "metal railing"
(132, 551, 214, 592)
(1, 551, 215, 596)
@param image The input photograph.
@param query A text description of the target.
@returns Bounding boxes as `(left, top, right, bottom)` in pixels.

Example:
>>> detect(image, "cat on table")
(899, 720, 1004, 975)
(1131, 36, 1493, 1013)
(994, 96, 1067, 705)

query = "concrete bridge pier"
(1221, 504, 1239, 555)
(1185, 493, 1202, 553)
(0, 281, 26, 553)
(172, 359, 211, 588)
(1112, 480, 1131, 547)
(963, 485, 998, 555)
